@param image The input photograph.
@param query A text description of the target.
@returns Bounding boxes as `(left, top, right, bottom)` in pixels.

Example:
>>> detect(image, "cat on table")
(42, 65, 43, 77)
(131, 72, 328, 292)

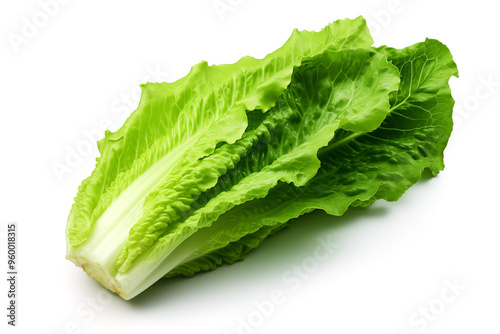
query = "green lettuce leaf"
(163, 39, 458, 278)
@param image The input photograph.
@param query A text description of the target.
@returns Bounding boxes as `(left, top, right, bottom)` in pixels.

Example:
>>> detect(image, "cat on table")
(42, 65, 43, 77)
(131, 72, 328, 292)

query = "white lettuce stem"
(66, 136, 201, 298)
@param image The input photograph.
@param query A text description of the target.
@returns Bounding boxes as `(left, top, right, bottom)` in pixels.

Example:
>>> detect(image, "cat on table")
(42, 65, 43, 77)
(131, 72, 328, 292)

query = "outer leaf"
(164, 39, 458, 278)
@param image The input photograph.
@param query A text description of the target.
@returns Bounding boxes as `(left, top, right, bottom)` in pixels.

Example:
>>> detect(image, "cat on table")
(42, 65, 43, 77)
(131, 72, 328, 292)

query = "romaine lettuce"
(66, 18, 457, 300)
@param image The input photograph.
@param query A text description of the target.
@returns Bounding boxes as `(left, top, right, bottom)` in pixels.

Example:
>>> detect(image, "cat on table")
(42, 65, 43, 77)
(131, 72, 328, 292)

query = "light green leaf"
(66, 16, 373, 249)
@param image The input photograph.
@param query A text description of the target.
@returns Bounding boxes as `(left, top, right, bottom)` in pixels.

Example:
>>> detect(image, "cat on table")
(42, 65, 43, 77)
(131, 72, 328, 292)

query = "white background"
(1, 0, 499, 333)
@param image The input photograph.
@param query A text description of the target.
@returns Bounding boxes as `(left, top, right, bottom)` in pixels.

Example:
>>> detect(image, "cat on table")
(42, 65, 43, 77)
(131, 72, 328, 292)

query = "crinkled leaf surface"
(163, 39, 458, 278)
